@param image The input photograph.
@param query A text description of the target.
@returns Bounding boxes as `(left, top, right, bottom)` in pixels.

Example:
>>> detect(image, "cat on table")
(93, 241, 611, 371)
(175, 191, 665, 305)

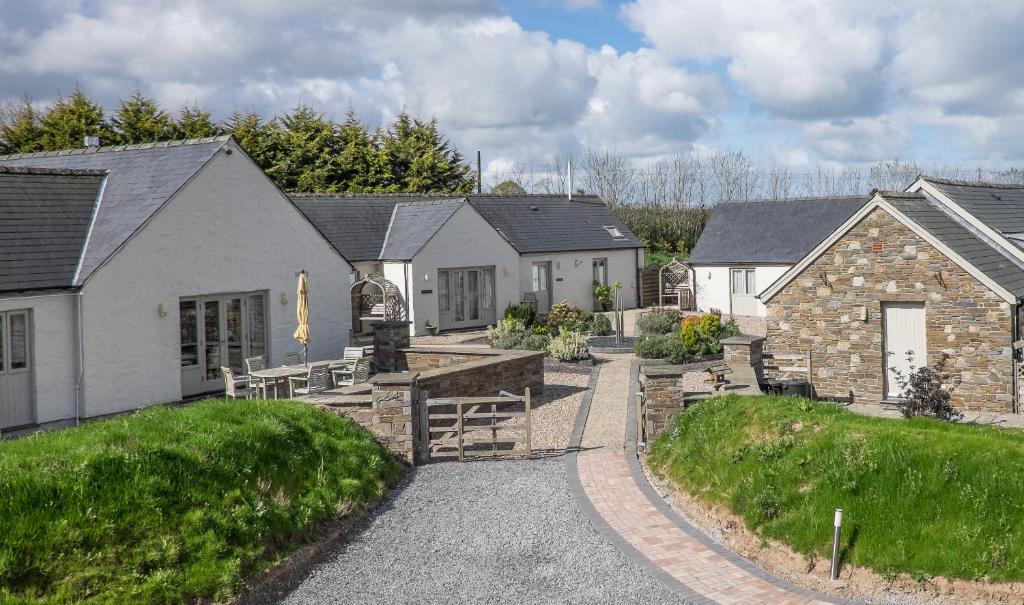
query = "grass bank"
(649, 395, 1024, 582)
(0, 399, 402, 603)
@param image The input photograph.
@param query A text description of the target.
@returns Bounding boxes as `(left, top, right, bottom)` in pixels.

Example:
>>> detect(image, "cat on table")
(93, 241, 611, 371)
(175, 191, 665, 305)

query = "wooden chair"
(333, 357, 371, 387)
(222, 366, 255, 399)
(282, 351, 305, 366)
(245, 355, 269, 398)
(343, 346, 365, 362)
(289, 363, 331, 398)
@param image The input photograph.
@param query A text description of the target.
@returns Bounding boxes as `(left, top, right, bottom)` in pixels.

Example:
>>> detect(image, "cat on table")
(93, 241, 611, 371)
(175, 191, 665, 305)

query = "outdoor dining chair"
(332, 357, 371, 387)
(221, 366, 255, 400)
(288, 363, 332, 398)
(245, 355, 269, 398)
(282, 351, 305, 366)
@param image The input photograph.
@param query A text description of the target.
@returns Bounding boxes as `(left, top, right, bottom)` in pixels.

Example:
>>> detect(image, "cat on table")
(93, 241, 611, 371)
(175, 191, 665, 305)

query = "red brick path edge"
(565, 359, 857, 605)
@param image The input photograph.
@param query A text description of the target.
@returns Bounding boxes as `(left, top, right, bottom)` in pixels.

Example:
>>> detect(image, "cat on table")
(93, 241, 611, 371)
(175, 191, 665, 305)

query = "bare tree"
(766, 165, 794, 200)
(579, 148, 636, 206)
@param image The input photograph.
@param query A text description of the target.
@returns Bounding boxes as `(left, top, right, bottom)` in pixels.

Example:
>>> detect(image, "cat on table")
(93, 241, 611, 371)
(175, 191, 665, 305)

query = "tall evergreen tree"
(0, 97, 44, 153)
(268, 104, 341, 192)
(174, 104, 223, 139)
(224, 110, 280, 173)
(336, 110, 376, 192)
(374, 112, 474, 193)
(39, 87, 114, 150)
(111, 89, 174, 144)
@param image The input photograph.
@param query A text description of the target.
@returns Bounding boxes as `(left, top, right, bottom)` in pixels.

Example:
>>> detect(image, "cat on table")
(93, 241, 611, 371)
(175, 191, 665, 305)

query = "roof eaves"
(0, 135, 232, 161)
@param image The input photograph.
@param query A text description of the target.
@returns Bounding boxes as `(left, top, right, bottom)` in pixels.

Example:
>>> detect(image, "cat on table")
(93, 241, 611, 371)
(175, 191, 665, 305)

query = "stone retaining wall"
(765, 207, 1014, 412)
(639, 365, 687, 437)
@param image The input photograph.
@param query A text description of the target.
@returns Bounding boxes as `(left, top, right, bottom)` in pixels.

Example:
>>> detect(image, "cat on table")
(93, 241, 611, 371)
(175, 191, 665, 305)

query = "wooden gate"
(421, 389, 531, 461)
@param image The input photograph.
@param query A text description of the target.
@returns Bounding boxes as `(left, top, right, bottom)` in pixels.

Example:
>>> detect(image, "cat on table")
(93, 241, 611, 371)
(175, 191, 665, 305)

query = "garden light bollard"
(830, 508, 843, 580)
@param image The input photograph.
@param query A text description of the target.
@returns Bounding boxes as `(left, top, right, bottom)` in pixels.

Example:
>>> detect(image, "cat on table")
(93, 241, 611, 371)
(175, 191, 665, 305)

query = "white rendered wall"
(0, 292, 78, 425)
(78, 142, 351, 417)
(405, 205, 520, 336)
(693, 264, 791, 317)
(519, 248, 642, 312)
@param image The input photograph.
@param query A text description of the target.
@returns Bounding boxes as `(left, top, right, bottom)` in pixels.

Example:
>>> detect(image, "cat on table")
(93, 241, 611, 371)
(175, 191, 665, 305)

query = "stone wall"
(765, 207, 1014, 412)
(398, 347, 544, 400)
(639, 365, 687, 437)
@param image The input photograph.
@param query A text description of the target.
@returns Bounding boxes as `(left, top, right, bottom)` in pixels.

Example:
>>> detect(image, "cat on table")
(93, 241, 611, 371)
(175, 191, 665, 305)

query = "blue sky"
(1, 0, 1023, 175)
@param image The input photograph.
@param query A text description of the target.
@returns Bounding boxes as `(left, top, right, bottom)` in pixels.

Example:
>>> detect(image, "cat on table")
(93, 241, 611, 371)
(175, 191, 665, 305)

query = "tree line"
(0, 87, 475, 194)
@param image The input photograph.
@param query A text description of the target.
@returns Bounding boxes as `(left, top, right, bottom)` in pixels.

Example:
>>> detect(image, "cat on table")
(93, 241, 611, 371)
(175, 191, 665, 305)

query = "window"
(0, 311, 30, 373)
(603, 225, 625, 239)
(730, 269, 756, 295)
(532, 263, 549, 292)
(592, 258, 608, 286)
(180, 300, 198, 368)
(247, 293, 266, 360)
(438, 271, 450, 313)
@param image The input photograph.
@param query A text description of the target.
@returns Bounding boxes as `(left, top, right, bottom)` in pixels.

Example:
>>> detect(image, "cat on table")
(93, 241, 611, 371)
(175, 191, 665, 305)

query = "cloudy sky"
(1, 0, 1023, 172)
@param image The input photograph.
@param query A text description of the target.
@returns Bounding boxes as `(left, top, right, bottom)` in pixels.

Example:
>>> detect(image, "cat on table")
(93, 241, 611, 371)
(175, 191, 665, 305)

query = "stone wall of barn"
(765, 207, 1014, 412)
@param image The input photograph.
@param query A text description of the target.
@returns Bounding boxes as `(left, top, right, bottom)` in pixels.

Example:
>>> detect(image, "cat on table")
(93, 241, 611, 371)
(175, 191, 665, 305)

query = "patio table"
(249, 359, 355, 398)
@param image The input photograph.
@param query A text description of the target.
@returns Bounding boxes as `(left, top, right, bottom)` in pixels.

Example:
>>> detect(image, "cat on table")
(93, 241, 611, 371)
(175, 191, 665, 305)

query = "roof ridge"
(718, 195, 867, 205)
(0, 165, 107, 176)
(0, 135, 232, 161)
(288, 192, 458, 199)
(395, 198, 467, 207)
(874, 190, 924, 198)
(921, 175, 1024, 190)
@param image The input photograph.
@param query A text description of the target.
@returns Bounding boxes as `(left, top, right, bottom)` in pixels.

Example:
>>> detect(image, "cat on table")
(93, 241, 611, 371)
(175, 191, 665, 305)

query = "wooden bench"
(705, 363, 733, 391)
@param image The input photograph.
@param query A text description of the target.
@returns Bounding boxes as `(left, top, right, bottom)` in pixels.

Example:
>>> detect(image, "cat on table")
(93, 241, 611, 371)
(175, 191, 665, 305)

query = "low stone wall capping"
(307, 346, 544, 463)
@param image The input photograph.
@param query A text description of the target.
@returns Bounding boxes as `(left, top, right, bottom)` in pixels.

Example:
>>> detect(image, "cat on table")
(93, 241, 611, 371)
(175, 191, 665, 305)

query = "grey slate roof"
(882, 191, 1024, 298)
(0, 136, 230, 283)
(290, 193, 641, 260)
(466, 194, 643, 254)
(0, 167, 105, 293)
(379, 200, 462, 260)
(687, 196, 867, 265)
(924, 177, 1024, 252)
(290, 194, 402, 261)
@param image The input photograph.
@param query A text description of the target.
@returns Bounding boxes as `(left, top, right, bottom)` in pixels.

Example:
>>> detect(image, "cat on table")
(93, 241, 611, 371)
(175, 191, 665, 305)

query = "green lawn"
(649, 395, 1024, 582)
(0, 399, 402, 604)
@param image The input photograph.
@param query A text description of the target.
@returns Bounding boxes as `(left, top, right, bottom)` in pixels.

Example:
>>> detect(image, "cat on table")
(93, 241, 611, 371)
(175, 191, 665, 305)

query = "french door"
(531, 262, 552, 313)
(0, 310, 33, 429)
(438, 267, 496, 331)
(730, 268, 758, 316)
(180, 292, 267, 397)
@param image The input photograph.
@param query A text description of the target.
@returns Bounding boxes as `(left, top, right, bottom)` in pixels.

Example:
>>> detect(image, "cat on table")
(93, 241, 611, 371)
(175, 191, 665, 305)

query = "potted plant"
(594, 280, 623, 312)
(425, 320, 439, 336)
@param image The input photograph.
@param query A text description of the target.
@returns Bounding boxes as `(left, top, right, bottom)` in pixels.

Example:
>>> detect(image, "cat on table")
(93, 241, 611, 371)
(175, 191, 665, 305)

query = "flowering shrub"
(547, 327, 590, 362)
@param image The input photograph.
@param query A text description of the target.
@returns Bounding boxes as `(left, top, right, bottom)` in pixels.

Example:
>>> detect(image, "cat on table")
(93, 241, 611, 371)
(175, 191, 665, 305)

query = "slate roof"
(687, 196, 867, 265)
(379, 200, 462, 260)
(881, 191, 1024, 298)
(923, 177, 1024, 253)
(290, 193, 641, 260)
(0, 167, 106, 293)
(290, 194, 403, 261)
(0, 136, 230, 283)
(466, 194, 642, 254)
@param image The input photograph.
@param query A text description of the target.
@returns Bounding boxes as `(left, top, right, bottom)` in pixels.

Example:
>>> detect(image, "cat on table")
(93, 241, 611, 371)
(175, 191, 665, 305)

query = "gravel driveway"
(275, 362, 689, 604)
(279, 458, 689, 604)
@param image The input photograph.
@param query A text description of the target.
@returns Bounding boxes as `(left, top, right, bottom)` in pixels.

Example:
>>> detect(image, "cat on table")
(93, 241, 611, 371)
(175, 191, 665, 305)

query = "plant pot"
(601, 300, 613, 312)
(426, 325, 438, 336)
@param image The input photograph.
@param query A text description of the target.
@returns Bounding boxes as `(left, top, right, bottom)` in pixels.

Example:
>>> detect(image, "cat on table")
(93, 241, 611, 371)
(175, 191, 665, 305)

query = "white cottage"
(292, 193, 645, 336)
(687, 196, 866, 317)
(0, 137, 351, 432)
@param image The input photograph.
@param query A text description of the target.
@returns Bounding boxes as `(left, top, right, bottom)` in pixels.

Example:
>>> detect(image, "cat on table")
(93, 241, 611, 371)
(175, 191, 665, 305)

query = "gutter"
(75, 291, 84, 425)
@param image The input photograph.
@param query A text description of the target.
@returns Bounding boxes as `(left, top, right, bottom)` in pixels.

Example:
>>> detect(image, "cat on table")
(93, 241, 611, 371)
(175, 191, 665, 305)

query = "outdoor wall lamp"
(281, 292, 289, 305)
(157, 302, 168, 317)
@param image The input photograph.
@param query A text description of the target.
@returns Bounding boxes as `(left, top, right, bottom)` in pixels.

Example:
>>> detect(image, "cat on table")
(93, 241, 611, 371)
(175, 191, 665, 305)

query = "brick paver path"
(573, 355, 840, 604)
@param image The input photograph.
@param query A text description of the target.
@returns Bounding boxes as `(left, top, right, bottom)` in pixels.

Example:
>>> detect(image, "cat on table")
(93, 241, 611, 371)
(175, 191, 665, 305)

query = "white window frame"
(0, 310, 31, 375)
(730, 268, 756, 296)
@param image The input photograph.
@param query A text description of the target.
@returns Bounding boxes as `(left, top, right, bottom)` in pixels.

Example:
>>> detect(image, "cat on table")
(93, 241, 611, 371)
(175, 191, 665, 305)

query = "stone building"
(760, 177, 1024, 413)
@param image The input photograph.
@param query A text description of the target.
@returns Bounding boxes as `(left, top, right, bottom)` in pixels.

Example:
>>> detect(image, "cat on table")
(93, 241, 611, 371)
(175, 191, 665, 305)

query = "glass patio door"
(437, 267, 496, 331)
(181, 292, 267, 397)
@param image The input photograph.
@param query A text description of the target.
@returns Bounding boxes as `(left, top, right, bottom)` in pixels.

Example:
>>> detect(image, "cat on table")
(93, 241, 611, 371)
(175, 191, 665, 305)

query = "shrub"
(531, 324, 549, 335)
(662, 337, 693, 364)
(486, 318, 527, 349)
(634, 334, 671, 359)
(546, 300, 585, 333)
(888, 353, 963, 421)
(504, 303, 535, 326)
(519, 333, 551, 351)
(547, 327, 590, 361)
(721, 317, 742, 339)
(587, 312, 613, 336)
(681, 313, 726, 355)
(636, 308, 682, 335)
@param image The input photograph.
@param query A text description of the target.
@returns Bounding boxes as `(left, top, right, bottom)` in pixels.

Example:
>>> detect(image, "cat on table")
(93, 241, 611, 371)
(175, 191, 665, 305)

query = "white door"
(437, 267, 496, 331)
(730, 268, 758, 316)
(181, 292, 267, 397)
(531, 262, 552, 313)
(883, 302, 927, 398)
(592, 258, 608, 311)
(0, 310, 33, 429)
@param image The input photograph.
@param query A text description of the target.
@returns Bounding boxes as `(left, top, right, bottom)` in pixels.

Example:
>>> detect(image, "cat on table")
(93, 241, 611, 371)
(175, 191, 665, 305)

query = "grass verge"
(0, 399, 402, 603)
(649, 394, 1024, 582)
